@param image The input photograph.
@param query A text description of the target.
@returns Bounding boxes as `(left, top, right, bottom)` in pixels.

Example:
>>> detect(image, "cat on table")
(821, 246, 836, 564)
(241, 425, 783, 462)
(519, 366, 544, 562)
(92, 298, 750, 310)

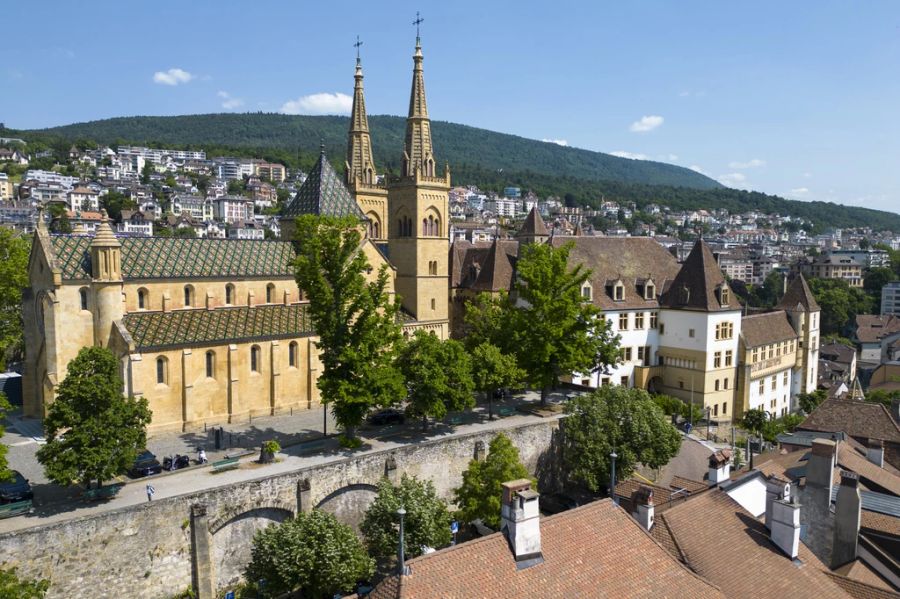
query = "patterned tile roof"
(123, 304, 312, 350)
(282, 151, 365, 220)
(50, 235, 296, 281)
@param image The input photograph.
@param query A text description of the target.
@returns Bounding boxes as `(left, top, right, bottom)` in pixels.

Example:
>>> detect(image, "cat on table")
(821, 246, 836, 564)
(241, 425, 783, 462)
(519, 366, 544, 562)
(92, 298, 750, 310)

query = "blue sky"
(2, 1, 899, 213)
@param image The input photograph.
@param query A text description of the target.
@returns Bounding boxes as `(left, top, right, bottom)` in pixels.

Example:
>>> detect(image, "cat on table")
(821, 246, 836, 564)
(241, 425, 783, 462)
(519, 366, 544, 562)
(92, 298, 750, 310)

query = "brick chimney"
(765, 475, 791, 531)
(500, 479, 542, 567)
(708, 449, 732, 486)
(866, 438, 884, 468)
(630, 485, 654, 531)
(832, 471, 862, 568)
(807, 439, 836, 498)
(770, 494, 802, 559)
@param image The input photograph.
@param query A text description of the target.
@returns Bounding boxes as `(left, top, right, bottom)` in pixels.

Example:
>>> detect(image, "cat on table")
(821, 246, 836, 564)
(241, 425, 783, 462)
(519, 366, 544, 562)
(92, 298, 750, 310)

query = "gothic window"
(156, 356, 168, 385)
(266, 283, 275, 304)
(225, 284, 234, 305)
(250, 345, 261, 373)
(79, 287, 89, 311)
(205, 351, 215, 379)
(289, 341, 298, 368)
(138, 288, 148, 310)
(423, 218, 428, 236)
(184, 285, 194, 307)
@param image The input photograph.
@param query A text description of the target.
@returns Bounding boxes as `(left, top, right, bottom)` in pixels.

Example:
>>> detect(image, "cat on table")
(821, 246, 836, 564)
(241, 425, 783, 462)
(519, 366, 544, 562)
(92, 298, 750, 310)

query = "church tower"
(346, 43, 388, 242)
(777, 274, 821, 396)
(387, 28, 450, 337)
(90, 210, 124, 348)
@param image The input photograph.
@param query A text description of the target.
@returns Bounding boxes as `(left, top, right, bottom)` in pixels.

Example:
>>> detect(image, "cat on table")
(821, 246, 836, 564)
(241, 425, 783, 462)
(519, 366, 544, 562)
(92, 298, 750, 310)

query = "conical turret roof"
(776, 273, 820, 312)
(517, 207, 549, 238)
(91, 210, 120, 248)
(282, 150, 365, 220)
(660, 239, 736, 312)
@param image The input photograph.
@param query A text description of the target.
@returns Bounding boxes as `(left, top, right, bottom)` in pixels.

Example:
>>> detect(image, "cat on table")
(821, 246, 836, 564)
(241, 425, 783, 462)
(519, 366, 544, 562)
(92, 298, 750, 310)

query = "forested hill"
(14, 113, 719, 189)
(7, 113, 900, 231)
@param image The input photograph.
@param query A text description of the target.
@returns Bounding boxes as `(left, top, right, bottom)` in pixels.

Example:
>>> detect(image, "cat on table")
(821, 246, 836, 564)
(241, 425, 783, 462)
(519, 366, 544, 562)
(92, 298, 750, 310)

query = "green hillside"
(5, 113, 900, 231)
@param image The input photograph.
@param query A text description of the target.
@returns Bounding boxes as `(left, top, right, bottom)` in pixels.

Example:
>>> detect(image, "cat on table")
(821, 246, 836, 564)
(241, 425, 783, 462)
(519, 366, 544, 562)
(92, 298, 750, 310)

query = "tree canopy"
(36, 346, 152, 488)
(0, 567, 49, 599)
(293, 214, 405, 439)
(562, 386, 681, 493)
(453, 433, 533, 529)
(808, 277, 873, 336)
(470, 342, 525, 420)
(398, 331, 474, 428)
(244, 510, 374, 599)
(361, 474, 453, 559)
(0, 228, 29, 370)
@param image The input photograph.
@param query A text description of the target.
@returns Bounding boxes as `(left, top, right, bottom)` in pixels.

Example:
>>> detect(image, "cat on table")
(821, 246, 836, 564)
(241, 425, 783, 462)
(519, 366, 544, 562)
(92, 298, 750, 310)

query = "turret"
(90, 210, 124, 347)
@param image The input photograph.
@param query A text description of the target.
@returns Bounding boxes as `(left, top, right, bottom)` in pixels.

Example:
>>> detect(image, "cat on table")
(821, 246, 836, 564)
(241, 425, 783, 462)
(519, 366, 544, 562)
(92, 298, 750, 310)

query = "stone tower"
(777, 273, 821, 396)
(346, 51, 388, 242)
(387, 33, 450, 337)
(90, 210, 124, 347)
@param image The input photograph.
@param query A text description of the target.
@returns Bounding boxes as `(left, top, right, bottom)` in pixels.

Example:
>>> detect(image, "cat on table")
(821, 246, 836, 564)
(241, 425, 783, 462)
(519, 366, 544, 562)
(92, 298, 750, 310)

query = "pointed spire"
(283, 150, 365, 220)
(660, 239, 734, 312)
(346, 40, 378, 187)
(402, 28, 435, 178)
(91, 209, 120, 248)
(517, 207, 549, 242)
(776, 273, 820, 312)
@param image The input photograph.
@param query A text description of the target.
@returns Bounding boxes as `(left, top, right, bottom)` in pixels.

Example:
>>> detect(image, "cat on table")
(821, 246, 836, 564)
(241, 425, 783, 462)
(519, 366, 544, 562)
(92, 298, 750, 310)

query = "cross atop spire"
(413, 11, 424, 43)
(354, 35, 363, 63)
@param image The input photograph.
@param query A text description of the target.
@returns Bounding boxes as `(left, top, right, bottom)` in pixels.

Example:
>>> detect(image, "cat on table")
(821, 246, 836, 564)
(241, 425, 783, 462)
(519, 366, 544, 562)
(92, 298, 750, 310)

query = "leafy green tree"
(0, 392, 14, 482)
(866, 388, 900, 407)
(0, 228, 29, 370)
(808, 277, 873, 336)
(361, 474, 452, 559)
(453, 433, 533, 529)
(780, 412, 804, 432)
(244, 510, 374, 599)
(172, 226, 197, 238)
(798, 389, 826, 414)
(470, 342, 525, 419)
(140, 161, 154, 184)
(562, 386, 681, 493)
(0, 567, 49, 599)
(741, 408, 768, 439)
(864, 267, 897, 303)
(398, 331, 474, 428)
(47, 203, 71, 234)
(293, 215, 405, 440)
(509, 242, 619, 404)
(651, 393, 702, 423)
(461, 291, 510, 352)
(100, 190, 136, 222)
(36, 347, 151, 489)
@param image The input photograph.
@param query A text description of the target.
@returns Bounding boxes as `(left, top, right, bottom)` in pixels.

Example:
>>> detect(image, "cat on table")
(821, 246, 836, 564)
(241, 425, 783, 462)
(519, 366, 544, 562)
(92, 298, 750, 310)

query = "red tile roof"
(800, 399, 900, 444)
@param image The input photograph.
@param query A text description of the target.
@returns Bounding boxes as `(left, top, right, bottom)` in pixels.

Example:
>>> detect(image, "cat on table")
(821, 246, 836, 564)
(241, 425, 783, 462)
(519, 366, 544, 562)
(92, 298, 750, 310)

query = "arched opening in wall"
(266, 283, 275, 304)
(184, 285, 194, 307)
(225, 284, 234, 305)
(315, 483, 379, 532)
(138, 288, 148, 310)
(206, 351, 215, 379)
(288, 341, 298, 368)
(79, 287, 88, 311)
(211, 506, 294, 590)
(250, 345, 260, 373)
(156, 356, 168, 385)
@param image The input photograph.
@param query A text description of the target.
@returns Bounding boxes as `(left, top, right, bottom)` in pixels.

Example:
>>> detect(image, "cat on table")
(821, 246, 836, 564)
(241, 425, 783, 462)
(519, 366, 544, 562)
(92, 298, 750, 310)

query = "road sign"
(224, 592, 235, 599)
(450, 520, 459, 534)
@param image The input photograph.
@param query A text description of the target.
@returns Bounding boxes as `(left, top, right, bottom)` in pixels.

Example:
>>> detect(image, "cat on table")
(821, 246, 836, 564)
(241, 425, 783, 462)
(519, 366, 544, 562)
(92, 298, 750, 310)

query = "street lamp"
(610, 451, 618, 506)
(397, 507, 408, 575)
(705, 406, 711, 441)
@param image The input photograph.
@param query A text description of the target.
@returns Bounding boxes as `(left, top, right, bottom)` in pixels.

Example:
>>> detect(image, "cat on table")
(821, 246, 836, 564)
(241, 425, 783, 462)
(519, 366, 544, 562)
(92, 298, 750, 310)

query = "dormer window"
(581, 283, 592, 301)
(717, 284, 730, 306)
(644, 280, 656, 300)
(613, 281, 625, 301)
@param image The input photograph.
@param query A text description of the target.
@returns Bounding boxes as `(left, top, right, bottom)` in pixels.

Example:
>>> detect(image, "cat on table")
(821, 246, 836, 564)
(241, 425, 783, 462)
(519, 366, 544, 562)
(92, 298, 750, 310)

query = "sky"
(2, 1, 899, 213)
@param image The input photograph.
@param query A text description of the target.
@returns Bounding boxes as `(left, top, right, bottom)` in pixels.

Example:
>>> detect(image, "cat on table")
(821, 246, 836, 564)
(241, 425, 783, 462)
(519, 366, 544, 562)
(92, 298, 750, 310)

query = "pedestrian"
(198, 447, 208, 465)
(146, 483, 155, 502)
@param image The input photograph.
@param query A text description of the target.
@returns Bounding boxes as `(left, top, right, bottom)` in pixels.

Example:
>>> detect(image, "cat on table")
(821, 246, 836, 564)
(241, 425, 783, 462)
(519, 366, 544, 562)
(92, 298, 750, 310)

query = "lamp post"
(610, 451, 618, 506)
(397, 507, 408, 575)
(706, 407, 711, 441)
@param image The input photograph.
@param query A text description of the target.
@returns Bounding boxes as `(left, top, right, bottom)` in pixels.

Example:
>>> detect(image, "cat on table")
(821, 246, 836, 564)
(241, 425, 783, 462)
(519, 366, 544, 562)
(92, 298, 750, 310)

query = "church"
(21, 34, 450, 433)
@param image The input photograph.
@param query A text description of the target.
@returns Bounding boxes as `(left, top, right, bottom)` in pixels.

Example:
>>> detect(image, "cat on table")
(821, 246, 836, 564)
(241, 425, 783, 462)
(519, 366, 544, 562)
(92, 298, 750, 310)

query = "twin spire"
(345, 24, 437, 186)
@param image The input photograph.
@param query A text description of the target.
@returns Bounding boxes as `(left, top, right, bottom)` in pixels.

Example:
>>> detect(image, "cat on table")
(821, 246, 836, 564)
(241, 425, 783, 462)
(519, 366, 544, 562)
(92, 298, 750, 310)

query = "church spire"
(346, 36, 377, 187)
(402, 15, 436, 178)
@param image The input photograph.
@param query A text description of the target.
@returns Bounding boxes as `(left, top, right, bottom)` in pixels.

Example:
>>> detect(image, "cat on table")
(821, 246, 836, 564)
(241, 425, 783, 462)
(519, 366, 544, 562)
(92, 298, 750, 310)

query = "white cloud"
(787, 187, 810, 197)
(717, 172, 749, 188)
(610, 150, 649, 160)
(629, 115, 664, 133)
(217, 91, 244, 110)
(541, 138, 568, 146)
(280, 92, 352, 115)
(153, 68, 194, 86)
(727, 158, 766, 169)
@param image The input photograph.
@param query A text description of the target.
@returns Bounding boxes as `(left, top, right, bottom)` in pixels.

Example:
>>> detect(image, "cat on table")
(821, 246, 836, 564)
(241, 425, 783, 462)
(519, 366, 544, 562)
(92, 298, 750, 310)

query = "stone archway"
(315, 483, 379, 532)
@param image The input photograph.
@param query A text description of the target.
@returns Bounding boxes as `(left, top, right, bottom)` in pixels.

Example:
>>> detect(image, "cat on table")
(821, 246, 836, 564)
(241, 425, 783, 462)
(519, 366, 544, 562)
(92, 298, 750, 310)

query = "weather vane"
(413, 11, 424, 38)
(354, 35, 363, 61)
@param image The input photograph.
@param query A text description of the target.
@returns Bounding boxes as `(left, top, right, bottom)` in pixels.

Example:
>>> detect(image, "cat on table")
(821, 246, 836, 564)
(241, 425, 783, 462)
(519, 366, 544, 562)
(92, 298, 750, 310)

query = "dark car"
(162, 454, 190, 471)
(128, 450, 163, 478)
(0, 471, 33, 504)
(366, 408, 406, 426)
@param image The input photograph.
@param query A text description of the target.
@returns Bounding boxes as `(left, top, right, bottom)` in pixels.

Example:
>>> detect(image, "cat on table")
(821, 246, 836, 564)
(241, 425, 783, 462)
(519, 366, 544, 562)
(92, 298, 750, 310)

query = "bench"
(497, 406, 516, 417)
(297, 438, 328, 453)
(447, 415, 464, 425)
(211, 456, 240, 472)
(0, 499, 32, 519)
(82, 485, 122, 502)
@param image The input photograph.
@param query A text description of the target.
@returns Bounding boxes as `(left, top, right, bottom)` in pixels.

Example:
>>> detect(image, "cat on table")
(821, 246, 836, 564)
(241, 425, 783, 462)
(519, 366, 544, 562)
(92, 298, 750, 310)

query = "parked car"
(128, 450, 163, 478)
(366, 408, 406, 426)
(0, 471, 33, 503)
(162, 454, 190, 471)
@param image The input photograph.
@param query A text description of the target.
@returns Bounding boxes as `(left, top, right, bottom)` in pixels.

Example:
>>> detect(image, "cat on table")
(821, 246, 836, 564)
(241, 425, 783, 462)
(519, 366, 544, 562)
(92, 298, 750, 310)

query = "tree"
(461, 291, 510, 352)
(0, 393, 14, 482)
(140, 161, 154, 184)
(470, 342, 524, 419)
(293, 215, 405, 441)
(244, 510, 374, 599)
(36, 347, 151, 489)
(741, 408, 768, 439)
(398, 331, 474, 429)
(864, 267, 897, 302)
(453, 433, 532, 529)
(0, 567, 49, 599)
(651, 393, 702, 423)
(100, 190, 136, 222)
(798, 389, 826, 414)
(47, 203, 71, 234)
(865, 388, 900, 407)
(172, 226, 197, 238)
(0, 228, 29, 370)
(562, 386, 681, 493)
(362, 474, 452, 559)
(509, 242, 619, 405)
(808, 277, 873, 336)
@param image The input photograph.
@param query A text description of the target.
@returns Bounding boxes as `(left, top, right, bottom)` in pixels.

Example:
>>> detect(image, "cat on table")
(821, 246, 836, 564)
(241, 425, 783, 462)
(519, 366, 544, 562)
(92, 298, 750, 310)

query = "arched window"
(373, 221, 380, 239)
(138, 288, 148, 310)
(422, 218, 428, 236)
(289, 341, 298, 368)
(205, 351, 215, 378)
(250, 345, 260, 373)
(397, 219, 403, 237)
(156, 356, 168, 385)
(79, 287, 89, 311)
(184, 285, 194, 307)
(266, 283, 275, 304)
(225, 284, 234, 305)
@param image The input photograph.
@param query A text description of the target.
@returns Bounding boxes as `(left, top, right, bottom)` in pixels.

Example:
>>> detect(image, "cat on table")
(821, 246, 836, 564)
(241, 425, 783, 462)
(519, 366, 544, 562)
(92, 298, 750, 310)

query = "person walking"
(146, 483, 155, 502)
(198, 447, 208, 465)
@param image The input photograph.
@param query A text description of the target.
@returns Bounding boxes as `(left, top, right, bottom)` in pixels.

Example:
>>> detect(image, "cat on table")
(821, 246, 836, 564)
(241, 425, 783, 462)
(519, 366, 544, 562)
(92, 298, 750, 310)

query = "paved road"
(0, 391, 570, 534)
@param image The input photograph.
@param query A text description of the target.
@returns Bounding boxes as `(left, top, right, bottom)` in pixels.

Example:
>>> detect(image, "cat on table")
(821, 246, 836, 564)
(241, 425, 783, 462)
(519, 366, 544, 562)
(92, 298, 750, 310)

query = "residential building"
(66, 186, 100, 212)
(0, 147, 28, 165)
(854, 315, 900, 364)
(226, 221, 265, 240)
(484, 197, 518, 218)
(116, 146, 206, 164)
(882, 281, 900, 316)
(800, 254, 864, 287)
(830, 248, 891, 269)
(253, 161, 287, 183)
(172, 194, 212, 220)
(0, 173, 12, 201)
(117, 210, 154, 236)
(737, 312, 798, 418)
(212, 195, 252, 224)
(798, 399, 900, 469)
(23, 170, 79, 188)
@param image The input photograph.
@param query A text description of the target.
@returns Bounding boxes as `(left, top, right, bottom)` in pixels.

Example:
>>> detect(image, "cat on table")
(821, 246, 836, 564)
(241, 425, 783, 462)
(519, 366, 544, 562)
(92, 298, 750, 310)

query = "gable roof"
(741, 311, 798, 348)
(800, 399, 900, 444)
(49, 235, 296, 281)
(517, 206, 549, 238)
(777, 273, 821, 312)
(854, 315, 900, 344)
(281, 150, 364, 220)
(122, 304, 312, 351)
(368, 498, 725, 599)
(659, 239, 738, 312)
(471, 238, 519, 292)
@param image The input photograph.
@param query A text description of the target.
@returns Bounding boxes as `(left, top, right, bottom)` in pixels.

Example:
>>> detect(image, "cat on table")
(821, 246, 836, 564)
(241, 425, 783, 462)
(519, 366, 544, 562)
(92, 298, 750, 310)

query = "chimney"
(708, 449, 732, 486)
(832, 471, 862, 568)
(866, 438, 884, 468)
(631, 485, 654, 531)
(765, 475, 791, 531)
(806, 439, 836, 497)
(500, 479, 542, 567)
(891, 399, 899, 423)
(770, 494, 802, 559)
